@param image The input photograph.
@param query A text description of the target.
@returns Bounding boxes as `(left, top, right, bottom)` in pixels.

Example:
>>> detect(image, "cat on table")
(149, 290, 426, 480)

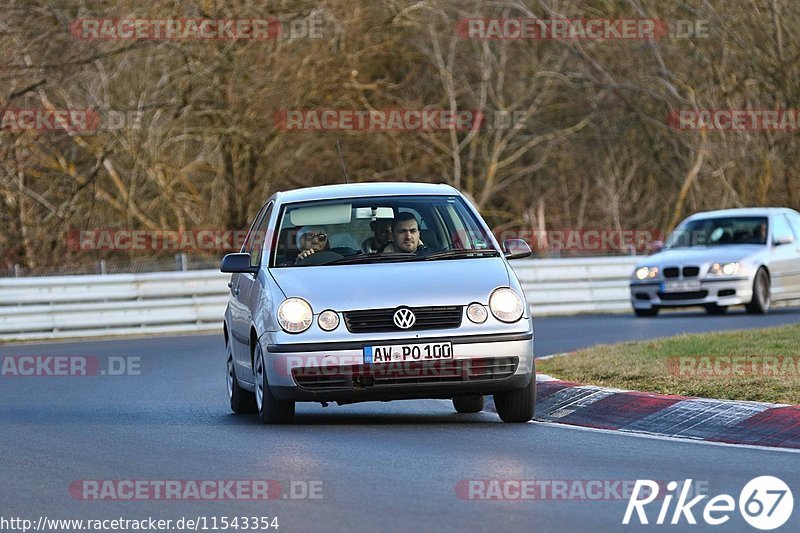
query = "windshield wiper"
(326, 252, 416, 265)
(416, 249, 500, 261)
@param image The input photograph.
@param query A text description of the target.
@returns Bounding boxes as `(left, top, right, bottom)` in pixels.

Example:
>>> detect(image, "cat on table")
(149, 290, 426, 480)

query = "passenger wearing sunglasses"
(295, 226, 329, 263)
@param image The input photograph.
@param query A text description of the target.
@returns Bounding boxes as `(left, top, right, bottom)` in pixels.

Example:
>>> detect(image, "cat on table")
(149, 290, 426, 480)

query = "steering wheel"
(295, 250, 344, 266)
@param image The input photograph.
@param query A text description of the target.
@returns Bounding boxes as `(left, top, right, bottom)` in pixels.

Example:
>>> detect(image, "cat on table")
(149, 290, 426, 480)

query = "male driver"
(381, 212, 425, 254)
(361, 218, 393, 252)
(294, 226, 328, 263)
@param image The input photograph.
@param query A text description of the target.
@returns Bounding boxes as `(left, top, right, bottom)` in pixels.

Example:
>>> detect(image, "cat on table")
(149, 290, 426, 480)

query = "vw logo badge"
(393, 308, 416, 329)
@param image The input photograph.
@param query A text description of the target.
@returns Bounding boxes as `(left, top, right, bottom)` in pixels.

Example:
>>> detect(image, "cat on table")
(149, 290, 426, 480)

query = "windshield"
(665, 216, 768, 248)
(271, 195, 498, 267)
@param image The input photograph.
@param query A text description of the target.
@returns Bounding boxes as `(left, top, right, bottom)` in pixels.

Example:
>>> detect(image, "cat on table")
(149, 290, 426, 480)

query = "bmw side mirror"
(220, 253, 258, 273)
(503, 239, 532, 260)
(773, 236, 794, 246)
(649, 240, 664, 254)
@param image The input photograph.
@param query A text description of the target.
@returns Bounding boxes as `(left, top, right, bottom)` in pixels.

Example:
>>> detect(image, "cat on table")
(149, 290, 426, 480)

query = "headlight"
(635, 266, 659, 280)
(277, 298, 313, 333)
(317, 309, 340, 331)
(489, 288, 524, 323)
(708, 262, 741, 276)
(466, 303, 488, 323)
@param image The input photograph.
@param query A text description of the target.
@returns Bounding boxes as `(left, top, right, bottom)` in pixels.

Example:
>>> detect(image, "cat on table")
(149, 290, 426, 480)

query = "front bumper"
(629, 276, 753, 309)
(263, 332, 534, 402)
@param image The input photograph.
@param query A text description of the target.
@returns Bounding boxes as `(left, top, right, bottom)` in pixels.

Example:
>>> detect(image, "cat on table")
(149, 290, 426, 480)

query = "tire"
(704, 304, 728, 315)
(254, 343, 295, 424)
(453, 394, 484, 413)
(493, 375, 536, 423)
(745, 268, 771, 314)
(227, 343, 257, 414)
(634, 307, 659, 317)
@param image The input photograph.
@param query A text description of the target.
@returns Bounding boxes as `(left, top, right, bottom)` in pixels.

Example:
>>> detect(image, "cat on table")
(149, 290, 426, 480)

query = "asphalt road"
(2, 310, 800, 533)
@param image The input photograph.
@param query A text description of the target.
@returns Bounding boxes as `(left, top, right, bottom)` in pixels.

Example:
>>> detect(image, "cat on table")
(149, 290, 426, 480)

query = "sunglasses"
(302, 232, 328, 241)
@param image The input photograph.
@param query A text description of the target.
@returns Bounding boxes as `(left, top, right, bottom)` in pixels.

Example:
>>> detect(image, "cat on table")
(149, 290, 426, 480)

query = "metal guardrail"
(0, 258, 642, 342)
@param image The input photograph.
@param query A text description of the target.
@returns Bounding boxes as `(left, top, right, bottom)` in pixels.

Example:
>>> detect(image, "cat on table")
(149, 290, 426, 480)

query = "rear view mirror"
(220, 253, 258, 273)
(774, 235, 794, 246)
(503, 239, 532, 260)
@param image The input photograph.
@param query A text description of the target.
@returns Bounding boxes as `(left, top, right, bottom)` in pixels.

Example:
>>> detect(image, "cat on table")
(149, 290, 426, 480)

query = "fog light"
(318, 310, 339, 331)
(467, 303, 488, 323)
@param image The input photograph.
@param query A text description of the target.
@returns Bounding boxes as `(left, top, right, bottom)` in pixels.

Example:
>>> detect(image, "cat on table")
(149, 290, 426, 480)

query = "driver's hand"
(295, 249, 314, 263)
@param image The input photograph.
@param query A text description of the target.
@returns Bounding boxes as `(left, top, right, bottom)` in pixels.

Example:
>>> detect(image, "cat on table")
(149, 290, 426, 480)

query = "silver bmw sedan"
(221, 182, 535, 424)
(630, 207, 800, 316)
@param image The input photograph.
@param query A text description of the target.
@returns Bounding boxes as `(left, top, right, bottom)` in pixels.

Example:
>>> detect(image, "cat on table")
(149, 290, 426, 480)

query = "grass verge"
(537, 324, 800, 405)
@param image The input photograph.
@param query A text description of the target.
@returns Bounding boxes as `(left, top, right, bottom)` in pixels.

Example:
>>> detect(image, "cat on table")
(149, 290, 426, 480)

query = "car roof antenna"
(336, 140, 350, 184)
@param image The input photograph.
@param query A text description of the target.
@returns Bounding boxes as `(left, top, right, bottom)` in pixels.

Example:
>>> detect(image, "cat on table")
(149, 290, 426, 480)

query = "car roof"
(686, 207, 799, 220)
(272, 182, 459, 204)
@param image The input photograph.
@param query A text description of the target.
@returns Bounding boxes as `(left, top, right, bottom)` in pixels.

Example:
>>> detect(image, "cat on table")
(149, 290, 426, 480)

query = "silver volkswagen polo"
(221, 182, 535, 424)
(630, 207, 800, 316)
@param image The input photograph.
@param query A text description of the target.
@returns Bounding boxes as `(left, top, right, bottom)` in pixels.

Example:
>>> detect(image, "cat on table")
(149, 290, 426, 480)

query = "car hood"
(639, 245, 766, 267)
(269, 258, 511, 311)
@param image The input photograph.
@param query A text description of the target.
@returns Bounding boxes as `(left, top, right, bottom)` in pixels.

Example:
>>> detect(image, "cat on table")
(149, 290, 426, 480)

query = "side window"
(787, 213, 800, 240)
(772, 214, 794, 244)
(249, 203, 273, 267)
(241, 203, 269, 254)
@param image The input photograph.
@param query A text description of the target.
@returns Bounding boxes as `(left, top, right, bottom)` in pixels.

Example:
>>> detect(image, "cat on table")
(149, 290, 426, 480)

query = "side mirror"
(503, 239, 532, 260)
(773, 235, 794, 246)
(220, 253, 258, 273)
(649, 240, 664, 254)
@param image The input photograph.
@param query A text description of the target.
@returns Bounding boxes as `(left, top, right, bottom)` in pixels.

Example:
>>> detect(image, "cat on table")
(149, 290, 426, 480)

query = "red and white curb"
(489, 374, 800, 450)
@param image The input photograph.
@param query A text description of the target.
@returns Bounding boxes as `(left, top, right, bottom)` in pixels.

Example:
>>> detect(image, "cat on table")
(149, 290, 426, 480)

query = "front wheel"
(745, 268, 771, 314)
(453, 395, 484, 413)
(254, 343, 295, 424)
(494, 376, 536, 423)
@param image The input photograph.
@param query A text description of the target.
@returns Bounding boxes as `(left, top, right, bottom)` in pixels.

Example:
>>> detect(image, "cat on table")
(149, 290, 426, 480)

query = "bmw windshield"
(271, 195, 499, 267)
(665, 216, 768, 248)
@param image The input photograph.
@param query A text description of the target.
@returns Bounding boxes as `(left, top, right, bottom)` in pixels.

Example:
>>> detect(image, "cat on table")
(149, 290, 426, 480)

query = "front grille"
(682, 266, 700, 277)
(292, 357, 519, 390)
(663, 267, 680, 278)
(343, 306, 462, 333)
(658, 290, 708, 301)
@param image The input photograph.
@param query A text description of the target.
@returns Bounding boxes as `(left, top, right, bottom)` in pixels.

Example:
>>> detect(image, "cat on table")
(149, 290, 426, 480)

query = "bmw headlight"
(489, 288, 524, 323)
(634, 266, 659, 280)
(708, 262, 741, 276)
(277, 298, 313, 333)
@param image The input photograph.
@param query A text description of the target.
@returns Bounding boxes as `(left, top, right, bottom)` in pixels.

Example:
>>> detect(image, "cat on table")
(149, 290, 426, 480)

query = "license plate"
(364, 342, 453, 364)
(663, 280, 702, 292)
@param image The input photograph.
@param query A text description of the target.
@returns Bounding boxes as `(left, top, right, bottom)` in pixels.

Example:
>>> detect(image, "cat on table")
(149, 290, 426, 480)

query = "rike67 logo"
(623, 477, 793, 530)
